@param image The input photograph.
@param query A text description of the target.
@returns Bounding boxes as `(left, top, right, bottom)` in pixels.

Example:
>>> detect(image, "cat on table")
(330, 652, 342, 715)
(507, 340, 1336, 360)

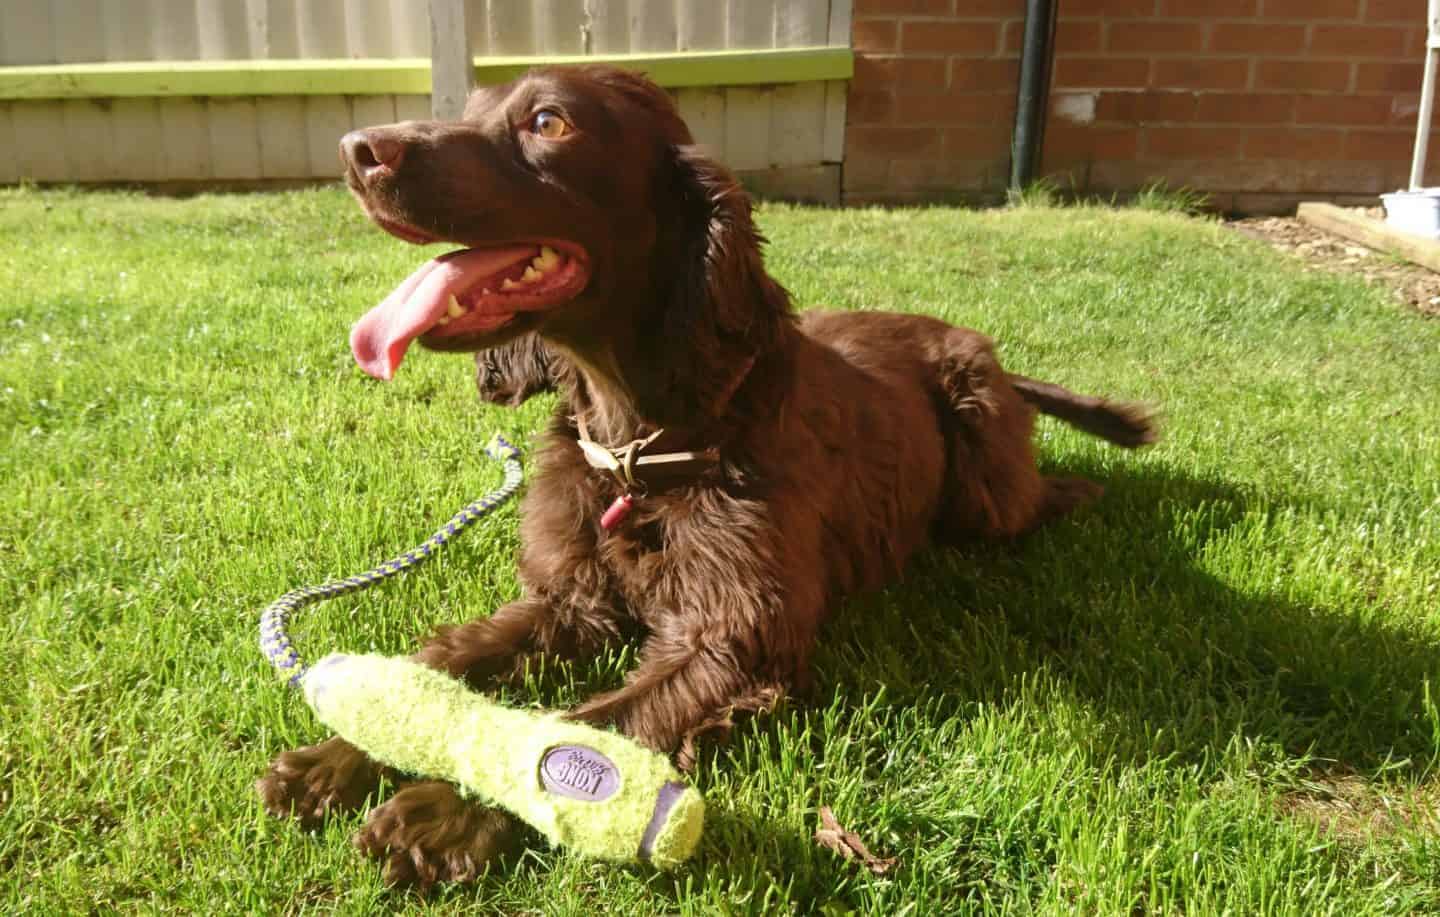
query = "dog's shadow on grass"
(429, 459, 1439, 905)
(818, 458, 1440, 778)
(606, 459, 1440, 909)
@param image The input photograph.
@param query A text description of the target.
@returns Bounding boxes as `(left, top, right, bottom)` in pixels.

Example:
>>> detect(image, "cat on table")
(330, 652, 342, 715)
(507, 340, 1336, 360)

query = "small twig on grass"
(813, 806, 897, 876)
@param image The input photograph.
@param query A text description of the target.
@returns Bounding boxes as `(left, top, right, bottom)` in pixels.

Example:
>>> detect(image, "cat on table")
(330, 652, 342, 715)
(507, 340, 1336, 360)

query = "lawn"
(3, 185, 1439, 914)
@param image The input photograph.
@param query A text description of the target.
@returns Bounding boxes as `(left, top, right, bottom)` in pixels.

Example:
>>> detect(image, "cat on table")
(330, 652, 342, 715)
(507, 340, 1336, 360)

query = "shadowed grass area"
(3, 186, 1438, 914)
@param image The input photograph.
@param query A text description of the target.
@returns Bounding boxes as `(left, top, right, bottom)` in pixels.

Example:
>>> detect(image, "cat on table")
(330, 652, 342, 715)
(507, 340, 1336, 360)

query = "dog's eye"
(532, 110, 570, 140)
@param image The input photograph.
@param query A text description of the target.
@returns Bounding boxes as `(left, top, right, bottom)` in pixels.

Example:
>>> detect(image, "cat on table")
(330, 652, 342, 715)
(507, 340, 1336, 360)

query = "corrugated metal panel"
(4, 0, 846, 183)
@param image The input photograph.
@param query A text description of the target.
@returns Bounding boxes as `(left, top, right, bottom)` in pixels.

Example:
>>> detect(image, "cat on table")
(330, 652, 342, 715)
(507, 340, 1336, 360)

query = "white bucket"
(1381, 188, 1440, 239)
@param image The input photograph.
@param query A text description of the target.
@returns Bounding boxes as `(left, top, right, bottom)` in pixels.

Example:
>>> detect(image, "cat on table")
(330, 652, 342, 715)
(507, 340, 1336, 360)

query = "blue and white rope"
(259, 434, 523, 687)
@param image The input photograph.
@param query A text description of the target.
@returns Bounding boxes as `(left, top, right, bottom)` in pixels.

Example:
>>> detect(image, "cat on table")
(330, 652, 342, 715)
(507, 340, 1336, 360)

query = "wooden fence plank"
(245, 0, 271, 57)
(62, 100, 113, 180)
(535, 0, 586, 55)
(13, 104, 69, 180)
(395, 94, 434, 121)
(305, 96, 354, 177)
(769, 81, 825, 168)
(1, 2, 56, 65)
(197, 0, 252, 59)
(207, 97, 263, 178)
(727, 0, 775, 50)
(822, 79, 845, 162)
(110, 98, 164, 181)
(0, 48, 853, 99)
(352, 95, 399, 129)
(483, 0, 535, 55)
(256, 97, 310, 177)
(1297, 202, 1440, 274)
(676, 86, 725, 150)
(430, 0, 473, 118)
(103, 0, 155, 60)
(159, 98, 212, 179)
(827, 0, 852, 47)
(150, 0, 201, 60)
(51, 0, 106, 63)
(387, 0, 429, 57)
(295, 0, 348, 58)
(583, 0, 632, 54)
(723, 87, 770, 170)
(630, 0, 679, 52)
(261, 0, 301, 58)
(0, 105, 16, 184)
(346, 0, 394, 58)
(677, 0, 724, 52)
(775, 0, 827, 47)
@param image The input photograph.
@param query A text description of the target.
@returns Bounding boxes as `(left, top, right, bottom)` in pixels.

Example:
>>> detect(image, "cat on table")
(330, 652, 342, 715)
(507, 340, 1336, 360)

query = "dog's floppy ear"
(659, 145, 791, 417)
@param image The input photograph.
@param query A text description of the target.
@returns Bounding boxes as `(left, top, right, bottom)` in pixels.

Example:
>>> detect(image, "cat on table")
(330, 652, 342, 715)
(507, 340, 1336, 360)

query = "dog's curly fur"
(256, 64, 1157, 888)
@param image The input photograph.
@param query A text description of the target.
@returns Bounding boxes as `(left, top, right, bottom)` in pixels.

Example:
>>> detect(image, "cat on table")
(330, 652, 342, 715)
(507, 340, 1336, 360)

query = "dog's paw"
(255, 736, 384, 829)
(354, 781, 521, 889)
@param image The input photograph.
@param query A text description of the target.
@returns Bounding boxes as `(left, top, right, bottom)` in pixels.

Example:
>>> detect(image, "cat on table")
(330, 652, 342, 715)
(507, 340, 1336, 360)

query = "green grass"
(3, 185, 1439, 914)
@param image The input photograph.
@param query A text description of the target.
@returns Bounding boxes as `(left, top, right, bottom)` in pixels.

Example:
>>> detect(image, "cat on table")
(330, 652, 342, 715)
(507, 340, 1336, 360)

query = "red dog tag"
(600, 494, 634, 531)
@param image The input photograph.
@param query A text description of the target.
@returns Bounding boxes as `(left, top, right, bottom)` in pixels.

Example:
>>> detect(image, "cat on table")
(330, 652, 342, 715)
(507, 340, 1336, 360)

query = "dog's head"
(343, 64, 787, 404)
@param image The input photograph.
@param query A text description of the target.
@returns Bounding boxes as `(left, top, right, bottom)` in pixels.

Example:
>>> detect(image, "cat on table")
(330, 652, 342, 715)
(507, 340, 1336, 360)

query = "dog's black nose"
(341, 129, 405, 182)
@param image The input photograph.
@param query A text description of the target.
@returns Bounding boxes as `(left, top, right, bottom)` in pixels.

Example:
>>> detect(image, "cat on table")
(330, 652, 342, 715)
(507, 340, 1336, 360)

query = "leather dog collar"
(573, 416, 720, 491)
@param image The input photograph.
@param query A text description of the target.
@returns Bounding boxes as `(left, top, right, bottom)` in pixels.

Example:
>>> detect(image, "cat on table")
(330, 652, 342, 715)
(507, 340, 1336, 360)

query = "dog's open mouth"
(350, 243, 588, 380)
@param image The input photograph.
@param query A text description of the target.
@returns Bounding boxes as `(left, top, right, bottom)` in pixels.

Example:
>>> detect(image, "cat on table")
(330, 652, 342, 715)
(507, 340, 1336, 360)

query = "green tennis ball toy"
(258, 436, 704, 867)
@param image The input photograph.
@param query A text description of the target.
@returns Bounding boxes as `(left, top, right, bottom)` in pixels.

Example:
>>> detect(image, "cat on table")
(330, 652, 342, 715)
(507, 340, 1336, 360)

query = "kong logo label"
(540, 745, 620, 801)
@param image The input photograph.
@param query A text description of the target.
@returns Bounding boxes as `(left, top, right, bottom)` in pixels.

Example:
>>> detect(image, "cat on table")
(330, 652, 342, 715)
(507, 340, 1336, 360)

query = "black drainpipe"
(1010, 0, 1060, 192)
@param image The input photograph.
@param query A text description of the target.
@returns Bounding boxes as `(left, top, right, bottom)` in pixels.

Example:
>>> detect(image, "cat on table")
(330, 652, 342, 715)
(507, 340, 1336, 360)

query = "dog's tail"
(1007, 374, 1159, 448)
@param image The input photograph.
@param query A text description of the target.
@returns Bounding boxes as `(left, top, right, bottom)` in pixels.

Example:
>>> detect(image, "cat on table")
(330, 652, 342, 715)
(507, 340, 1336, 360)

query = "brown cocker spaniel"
(257, 64, 1157, 887)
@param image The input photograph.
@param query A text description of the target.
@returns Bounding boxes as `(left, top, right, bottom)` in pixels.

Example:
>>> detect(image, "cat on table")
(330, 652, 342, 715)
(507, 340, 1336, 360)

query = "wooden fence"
(0, 0, 853, 199)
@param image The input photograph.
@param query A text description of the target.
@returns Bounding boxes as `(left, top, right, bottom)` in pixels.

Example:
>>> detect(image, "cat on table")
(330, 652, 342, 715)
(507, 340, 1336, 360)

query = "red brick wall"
(845, 0, 1429, 212)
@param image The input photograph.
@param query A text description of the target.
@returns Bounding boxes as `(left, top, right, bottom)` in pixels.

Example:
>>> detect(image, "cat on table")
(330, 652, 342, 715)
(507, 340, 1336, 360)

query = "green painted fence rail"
(0, 47, 852, 101)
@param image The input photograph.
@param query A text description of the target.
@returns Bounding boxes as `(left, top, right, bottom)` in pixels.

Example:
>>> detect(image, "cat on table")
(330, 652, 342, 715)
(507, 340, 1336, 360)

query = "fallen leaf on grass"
(814, 806, 897, 876)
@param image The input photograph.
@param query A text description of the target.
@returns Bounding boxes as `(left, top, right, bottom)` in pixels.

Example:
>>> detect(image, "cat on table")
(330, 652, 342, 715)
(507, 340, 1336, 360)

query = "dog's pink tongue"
(349, 247, 533, 380)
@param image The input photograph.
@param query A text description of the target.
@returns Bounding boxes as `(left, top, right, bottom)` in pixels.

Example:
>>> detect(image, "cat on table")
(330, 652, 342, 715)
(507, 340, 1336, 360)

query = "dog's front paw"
(354, 781, 521, 889)
(255, 736, 384, 829)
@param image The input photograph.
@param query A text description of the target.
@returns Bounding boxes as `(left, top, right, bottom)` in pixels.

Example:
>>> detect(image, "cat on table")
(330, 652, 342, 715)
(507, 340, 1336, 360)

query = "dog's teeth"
(522, 266, 541, 283)
(501, 278, 518, 290)
(446, 295, 464, 318)
(436, 314, 452, 326)
(537, 246, 561, 270)
(481, 287, 493, 296)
